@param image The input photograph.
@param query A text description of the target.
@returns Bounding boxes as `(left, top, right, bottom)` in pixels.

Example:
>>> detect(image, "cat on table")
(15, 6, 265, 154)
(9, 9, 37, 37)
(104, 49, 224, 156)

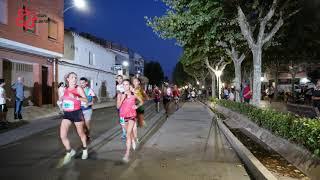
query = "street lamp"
(122, 61, 129, 67)
(64, 0, 87, 13)
(197, 81, 200, 85)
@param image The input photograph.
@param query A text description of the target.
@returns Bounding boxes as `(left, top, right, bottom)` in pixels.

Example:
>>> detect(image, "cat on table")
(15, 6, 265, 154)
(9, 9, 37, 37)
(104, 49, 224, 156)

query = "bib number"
(62, 100, 75, 111)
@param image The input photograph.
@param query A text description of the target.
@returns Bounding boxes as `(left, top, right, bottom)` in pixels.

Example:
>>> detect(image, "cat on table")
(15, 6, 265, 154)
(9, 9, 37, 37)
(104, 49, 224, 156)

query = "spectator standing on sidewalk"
(57, 82, 65, 113)
(11, 77, 24, 120)
(228, 89, 235, 101)
(0, 79, 10, 128)
(312, 79, 320, 113)
(223, 87, 229, 99)
(60, 72, 88, 165)
(243, 82, 252, 103)
(80, 77, 96, 142)
(266, 85, 275, 104)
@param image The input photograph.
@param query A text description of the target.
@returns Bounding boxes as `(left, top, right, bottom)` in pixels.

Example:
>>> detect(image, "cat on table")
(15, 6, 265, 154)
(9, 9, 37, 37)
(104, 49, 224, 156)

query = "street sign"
(113, 65, 122, 70)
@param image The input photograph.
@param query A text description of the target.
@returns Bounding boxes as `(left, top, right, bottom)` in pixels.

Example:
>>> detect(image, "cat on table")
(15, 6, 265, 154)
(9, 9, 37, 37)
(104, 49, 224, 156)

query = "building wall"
(0, 0, 64, 54)
(58, 65, 116, 100)
(0, 48, 54, 106)
(59, 32, 116, 100)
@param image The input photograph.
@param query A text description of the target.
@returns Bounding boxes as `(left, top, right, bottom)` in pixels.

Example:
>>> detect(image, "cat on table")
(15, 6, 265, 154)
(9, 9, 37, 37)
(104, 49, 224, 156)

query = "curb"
(201, 101, 277, 180)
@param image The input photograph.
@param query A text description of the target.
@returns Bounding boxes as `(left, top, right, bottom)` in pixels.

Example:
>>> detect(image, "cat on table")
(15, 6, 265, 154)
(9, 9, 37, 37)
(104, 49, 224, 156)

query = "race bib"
(62, 100, 75, 111)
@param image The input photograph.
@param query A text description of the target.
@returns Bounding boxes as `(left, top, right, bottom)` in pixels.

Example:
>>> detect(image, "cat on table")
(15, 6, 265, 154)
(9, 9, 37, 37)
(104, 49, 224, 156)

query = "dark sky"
(64, 0, 182, 78)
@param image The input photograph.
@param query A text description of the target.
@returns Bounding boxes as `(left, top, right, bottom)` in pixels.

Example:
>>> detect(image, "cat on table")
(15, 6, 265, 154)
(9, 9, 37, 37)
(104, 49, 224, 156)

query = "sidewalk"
(6, 101, 116, 123)
(259, 100, 288, 113)
(117, 102, 249, 180)
(0, 101, 115, 146)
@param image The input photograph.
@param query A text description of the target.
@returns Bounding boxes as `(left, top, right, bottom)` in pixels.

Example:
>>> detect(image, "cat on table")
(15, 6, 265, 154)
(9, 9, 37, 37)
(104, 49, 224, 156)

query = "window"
(0, 0, 8, 24)
(48, 18, 58, 40)
(89, 51, 95, 65)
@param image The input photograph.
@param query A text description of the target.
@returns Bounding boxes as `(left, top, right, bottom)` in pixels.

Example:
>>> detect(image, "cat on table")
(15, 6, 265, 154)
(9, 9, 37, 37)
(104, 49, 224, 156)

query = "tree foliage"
(172, 61, 193, 86)
(144, 61, 165, 86)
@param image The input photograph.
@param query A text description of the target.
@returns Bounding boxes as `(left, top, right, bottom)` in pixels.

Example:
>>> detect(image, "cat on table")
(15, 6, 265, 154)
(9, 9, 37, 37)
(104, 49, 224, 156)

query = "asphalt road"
(0, 106, 121, 180)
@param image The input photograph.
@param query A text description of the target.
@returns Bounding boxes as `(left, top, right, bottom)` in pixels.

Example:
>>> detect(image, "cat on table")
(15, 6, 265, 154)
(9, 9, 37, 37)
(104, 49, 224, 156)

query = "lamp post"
(64, 0, 87, 13)
(122, 61, 129, 77)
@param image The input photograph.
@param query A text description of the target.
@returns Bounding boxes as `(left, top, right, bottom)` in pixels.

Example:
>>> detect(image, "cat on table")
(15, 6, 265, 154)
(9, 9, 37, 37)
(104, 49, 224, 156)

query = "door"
(42, 66, 52, 104)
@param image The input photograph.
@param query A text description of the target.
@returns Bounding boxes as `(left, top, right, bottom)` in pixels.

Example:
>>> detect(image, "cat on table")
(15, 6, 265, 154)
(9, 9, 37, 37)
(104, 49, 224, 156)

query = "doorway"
(42, 66, 52, 105)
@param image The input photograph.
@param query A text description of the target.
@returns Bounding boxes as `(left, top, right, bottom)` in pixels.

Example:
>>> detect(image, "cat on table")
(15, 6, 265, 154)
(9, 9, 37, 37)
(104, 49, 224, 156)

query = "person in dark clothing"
(11, 77, 24, 120)
(312, 80, 320, 112)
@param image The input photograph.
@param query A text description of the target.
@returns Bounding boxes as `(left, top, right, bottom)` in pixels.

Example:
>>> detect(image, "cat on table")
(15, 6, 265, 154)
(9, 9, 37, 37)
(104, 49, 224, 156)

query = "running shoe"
(82, 149, 88, 160)
(122, 156, 129, 163)
(132, 141, 137, 150)
(62, 149, 76, 165)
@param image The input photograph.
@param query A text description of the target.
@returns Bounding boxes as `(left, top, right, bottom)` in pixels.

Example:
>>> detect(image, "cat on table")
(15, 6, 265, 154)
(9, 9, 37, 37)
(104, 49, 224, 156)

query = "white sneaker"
(132, 141, 137, 150)
(122, 156, 129, 163)
(62, 149, 76, 165)
(82, 149, 88, 160)
(136, 138, 140, 143)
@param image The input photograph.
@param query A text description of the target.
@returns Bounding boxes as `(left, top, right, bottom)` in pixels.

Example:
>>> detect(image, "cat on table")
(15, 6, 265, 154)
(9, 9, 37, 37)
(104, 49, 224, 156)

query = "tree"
(147, 0, 251, 100)
(172, 61, 193, 86)
(236, 0, 300, 106)
(144, 61, 165, 86)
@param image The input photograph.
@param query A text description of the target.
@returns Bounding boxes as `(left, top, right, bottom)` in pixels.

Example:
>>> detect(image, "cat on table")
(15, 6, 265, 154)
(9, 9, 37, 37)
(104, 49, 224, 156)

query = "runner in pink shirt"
(117, 79, 143, 163)
(60, 72, 88, 165)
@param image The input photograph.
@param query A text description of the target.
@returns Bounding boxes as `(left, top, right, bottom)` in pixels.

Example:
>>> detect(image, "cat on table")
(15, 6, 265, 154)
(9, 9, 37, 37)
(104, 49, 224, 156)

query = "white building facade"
(129, 51, 144, 76)
(58, 30, 116, 101)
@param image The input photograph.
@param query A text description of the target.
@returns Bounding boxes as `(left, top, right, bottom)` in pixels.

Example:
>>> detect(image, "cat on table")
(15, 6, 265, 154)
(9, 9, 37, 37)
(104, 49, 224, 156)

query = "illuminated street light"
(202, 86, 205, 89)
(260, 77, 265, 82)
(74, 0, 86, 9)
(122, 61, 129, 67)
(64, 0, 87, 13)
(197, 81, 199, 85)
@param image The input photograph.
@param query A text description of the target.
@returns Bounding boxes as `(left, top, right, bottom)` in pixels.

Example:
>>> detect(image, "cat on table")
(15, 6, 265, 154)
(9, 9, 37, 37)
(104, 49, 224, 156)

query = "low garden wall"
(210, 99, 320, 179)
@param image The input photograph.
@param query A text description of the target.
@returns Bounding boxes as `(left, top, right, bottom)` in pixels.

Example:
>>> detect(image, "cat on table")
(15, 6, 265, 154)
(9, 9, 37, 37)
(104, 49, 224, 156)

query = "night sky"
(64, 0, 182, 79)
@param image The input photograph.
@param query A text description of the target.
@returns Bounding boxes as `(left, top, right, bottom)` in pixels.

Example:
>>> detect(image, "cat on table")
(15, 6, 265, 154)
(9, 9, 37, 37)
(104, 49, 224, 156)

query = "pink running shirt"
(119, 94, 137, 118)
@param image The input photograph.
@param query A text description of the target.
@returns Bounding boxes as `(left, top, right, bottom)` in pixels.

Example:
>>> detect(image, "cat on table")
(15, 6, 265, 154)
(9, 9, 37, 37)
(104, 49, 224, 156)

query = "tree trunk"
(234, 63, 241, 102)
(218, 75, 222, 99)
(274, 60, 279, 98)
(210, 71, 216, 98)
(252, 48, 262, 106)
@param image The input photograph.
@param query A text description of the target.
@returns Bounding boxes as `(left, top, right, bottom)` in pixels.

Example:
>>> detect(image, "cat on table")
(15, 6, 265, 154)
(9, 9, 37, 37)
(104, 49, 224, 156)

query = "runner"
(117, 79, 143, 163)
(116, 75, 126, 141)
(153, 85, 161, 113)
(163, 82, 173, 117)
(116, 75, 125, 94)
(132, 77, 148, 128)
(0, 79, 10, 129)
(57, 82, 65, 114)
(172, 85, 180, 110)
(80, 77, 96, 142)
(60, 72, 88, 165)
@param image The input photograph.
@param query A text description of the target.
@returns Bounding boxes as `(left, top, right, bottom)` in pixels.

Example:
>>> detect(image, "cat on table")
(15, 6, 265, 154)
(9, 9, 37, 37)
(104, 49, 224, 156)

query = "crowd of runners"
(54, 72, 182, 165)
